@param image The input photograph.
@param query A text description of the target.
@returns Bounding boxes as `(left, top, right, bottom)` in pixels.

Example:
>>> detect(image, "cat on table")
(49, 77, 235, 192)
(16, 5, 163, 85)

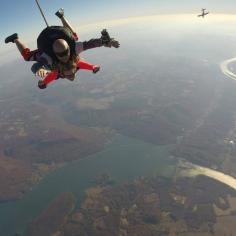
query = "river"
(0, 135, 176, 236)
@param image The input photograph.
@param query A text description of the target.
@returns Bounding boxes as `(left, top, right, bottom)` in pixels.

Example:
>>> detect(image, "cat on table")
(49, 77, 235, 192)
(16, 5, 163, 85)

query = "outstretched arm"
(83, 38, 103, 50)
(75, 29, 120, 54)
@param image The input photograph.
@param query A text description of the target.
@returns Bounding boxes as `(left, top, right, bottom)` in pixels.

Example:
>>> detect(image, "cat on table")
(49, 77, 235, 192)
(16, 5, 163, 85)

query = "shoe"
(55, 8, 64, 18)
(93, 66, 100, 74)
(38, 80, 47, 89)
(5, 33, 18, 44)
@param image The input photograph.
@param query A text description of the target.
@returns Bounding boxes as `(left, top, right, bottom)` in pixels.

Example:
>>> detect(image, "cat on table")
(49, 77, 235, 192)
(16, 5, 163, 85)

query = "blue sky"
(2, 0, 236, 36)
(1, 0, 236, 57)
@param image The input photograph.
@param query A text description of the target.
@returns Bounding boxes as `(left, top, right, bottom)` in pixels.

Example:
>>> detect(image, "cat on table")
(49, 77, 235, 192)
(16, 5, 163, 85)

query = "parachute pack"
(37, 26, 76, 61)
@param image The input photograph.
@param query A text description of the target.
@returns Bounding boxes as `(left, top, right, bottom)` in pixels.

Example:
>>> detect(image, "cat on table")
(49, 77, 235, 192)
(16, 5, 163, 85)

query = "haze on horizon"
(1, 0, 236, 64)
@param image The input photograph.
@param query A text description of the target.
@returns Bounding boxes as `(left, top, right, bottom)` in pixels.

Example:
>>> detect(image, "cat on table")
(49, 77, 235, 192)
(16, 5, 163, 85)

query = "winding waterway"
(2, 133, 236, 236)
(0, 135, 176, 236)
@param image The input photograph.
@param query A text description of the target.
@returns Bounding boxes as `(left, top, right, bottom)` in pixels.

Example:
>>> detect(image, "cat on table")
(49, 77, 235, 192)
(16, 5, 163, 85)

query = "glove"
(104, 38, 120, 48)
(101, 29, 111, 43)
(101, 29, 120, 48)
(38, 80, 47, 89)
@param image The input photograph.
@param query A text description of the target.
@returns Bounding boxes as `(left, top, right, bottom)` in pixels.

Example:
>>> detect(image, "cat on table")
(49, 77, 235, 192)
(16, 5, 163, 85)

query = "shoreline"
(220, 57, 236, 80)
(176, 159, 236, 191)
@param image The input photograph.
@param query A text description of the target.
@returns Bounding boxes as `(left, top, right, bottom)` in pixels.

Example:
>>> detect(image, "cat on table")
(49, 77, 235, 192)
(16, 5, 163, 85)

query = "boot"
(38, 80, 47, 89)
(93, 65, 100, 73)
(5, 33, 18, 44)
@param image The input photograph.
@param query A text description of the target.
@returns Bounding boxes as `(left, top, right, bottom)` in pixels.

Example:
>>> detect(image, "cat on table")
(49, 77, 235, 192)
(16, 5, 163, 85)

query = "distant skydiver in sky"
(5, 8, 120, 89)
(197, 8, 209, 18)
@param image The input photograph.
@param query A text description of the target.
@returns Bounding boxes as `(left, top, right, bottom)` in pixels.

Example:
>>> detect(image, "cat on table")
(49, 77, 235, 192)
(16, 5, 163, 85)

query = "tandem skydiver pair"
(5, 8, 120, 89)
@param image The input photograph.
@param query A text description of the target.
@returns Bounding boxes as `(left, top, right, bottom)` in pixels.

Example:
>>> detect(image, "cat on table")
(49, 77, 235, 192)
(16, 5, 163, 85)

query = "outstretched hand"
(36, 68, 49, 78)
(105, 39, 120, 48)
